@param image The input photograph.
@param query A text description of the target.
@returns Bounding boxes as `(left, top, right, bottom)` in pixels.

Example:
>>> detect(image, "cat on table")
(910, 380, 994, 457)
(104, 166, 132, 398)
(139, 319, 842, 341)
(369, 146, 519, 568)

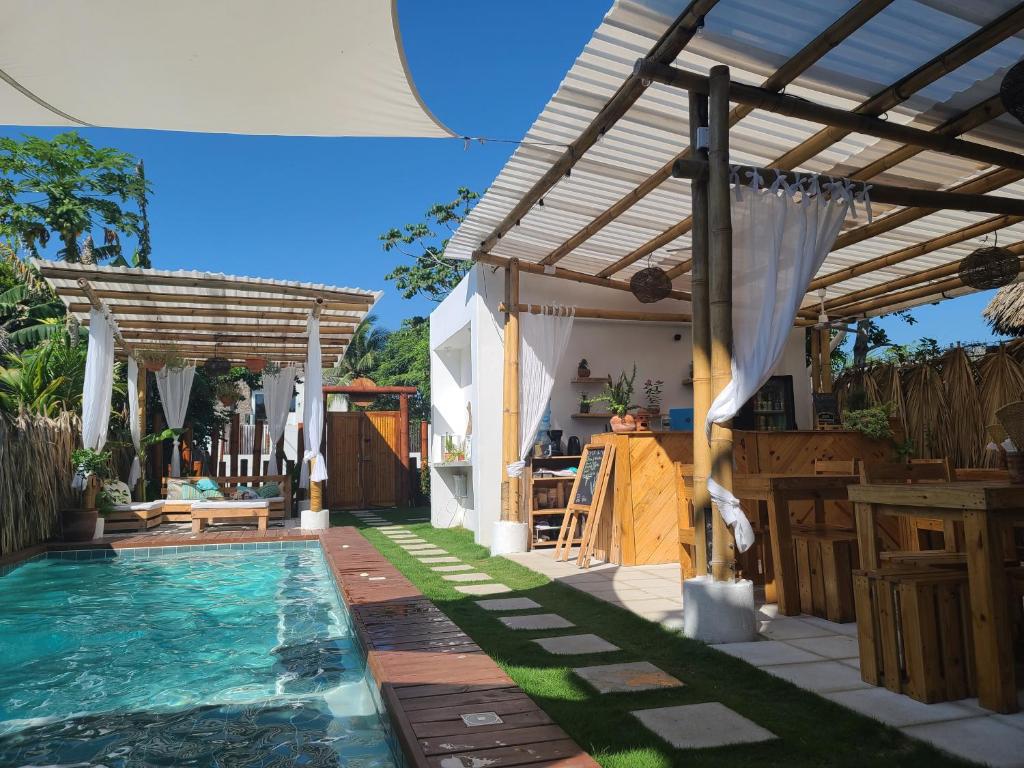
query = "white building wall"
(429, 264, 814, 548)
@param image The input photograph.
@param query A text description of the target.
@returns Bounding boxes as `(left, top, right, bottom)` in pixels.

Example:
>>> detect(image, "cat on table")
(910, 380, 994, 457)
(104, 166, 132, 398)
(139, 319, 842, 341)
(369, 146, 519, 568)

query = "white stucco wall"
(429, 264, 813, 547)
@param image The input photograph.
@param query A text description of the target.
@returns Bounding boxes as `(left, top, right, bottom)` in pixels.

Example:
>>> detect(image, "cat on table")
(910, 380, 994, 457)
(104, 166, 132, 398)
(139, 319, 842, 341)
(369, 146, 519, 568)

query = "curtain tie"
(856, 184, 874, 223)
(507, 460, 526, 478)
(744, 169, 764, 191)
(708, 477, 755, 553)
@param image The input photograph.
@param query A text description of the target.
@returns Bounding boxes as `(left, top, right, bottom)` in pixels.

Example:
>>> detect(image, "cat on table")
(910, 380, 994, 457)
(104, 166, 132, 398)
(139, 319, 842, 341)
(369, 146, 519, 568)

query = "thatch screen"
(0, 412, 78, 557)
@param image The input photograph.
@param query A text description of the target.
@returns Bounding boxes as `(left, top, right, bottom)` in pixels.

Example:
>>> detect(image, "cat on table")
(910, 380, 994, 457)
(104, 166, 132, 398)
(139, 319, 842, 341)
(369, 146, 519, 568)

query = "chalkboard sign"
(572, 447, 606, 507)
(813, 393, 839, 428)
(555, 444, 616, 568)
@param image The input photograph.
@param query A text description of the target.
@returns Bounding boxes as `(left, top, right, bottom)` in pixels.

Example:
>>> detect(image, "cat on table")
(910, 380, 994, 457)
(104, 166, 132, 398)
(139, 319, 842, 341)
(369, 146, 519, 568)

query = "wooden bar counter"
(588, 429, 892, 567)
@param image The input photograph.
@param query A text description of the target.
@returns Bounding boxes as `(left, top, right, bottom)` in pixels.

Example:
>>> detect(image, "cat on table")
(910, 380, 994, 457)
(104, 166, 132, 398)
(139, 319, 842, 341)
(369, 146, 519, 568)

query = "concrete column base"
(93, 517, 105, 540)
(490, 520, 529, 556)
(682, 575, 757, 643)
(300, 509, 330, 530)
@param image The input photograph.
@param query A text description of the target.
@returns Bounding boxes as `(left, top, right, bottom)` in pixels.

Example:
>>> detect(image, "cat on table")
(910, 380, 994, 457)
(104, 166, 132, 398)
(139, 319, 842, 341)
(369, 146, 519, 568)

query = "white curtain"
(507, 306, 575, 478)
(300, 316, 327, 488)
(75, 308, 115, 488)
(706, 173, 854, 552)
(126, 357, 143, 487)
(155, 364, 196, 478)
(263, 366, 297, 476)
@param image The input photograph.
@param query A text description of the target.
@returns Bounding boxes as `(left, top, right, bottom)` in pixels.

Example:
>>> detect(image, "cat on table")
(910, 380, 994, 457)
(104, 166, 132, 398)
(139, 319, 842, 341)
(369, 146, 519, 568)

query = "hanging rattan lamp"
(1001, 59, 1024, 125)
(959, 245, 1020, 290)
(630, 266, 673, 303)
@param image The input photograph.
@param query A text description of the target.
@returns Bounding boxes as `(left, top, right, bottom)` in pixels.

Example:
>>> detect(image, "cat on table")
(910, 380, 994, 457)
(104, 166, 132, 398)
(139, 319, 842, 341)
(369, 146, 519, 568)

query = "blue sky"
(0, 0, 1007, 348)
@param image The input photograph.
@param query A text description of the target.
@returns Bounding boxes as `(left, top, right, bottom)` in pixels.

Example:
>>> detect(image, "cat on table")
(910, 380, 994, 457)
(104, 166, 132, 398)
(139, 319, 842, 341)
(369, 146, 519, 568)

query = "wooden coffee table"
(191, 501, 269, 533)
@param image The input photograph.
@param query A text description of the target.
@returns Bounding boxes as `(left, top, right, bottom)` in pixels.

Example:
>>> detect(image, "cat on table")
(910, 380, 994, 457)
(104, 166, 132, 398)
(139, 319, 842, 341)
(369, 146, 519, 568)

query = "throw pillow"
(256, 482, 280, 499)
(195, 477, 220, 493)
(101, 480, 132, 506)
(233, 486, 259, 500)
(202, 488, 225, 500)
(165, 478, 185, 500)
(180, 483, 204, 501)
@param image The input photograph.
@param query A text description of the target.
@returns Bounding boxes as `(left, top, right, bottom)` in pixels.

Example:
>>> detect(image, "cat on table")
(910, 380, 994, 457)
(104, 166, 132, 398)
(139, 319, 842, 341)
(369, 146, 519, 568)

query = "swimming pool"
(0, 543, 397, 767)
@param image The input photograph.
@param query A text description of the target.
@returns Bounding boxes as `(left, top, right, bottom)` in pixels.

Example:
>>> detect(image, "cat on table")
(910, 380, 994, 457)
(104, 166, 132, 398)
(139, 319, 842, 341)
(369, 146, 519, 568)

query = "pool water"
(0, 545, 397, 767)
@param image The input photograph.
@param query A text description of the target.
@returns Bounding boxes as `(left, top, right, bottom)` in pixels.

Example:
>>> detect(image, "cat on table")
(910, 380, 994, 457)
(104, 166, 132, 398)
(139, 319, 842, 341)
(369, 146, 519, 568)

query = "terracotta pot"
(219, 395, 237, 407)
(60, 508, 98, 542)
(578, 366, 590, 379)
(244, 358, 266, 373)
(1008, 452, 1024, 484)
(144, 361, 164, 372)
(609, 414, 636, 433)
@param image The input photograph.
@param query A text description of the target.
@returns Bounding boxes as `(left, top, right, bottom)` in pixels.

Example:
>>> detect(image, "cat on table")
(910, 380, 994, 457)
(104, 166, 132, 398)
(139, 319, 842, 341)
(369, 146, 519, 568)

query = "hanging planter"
(215, 379, 242, 409)
(959, 246, 1020, 290)
(204, 356, 231, 376)
(244, 358, 266, 373)
(630, 266, 672, 303)
(1000, 59, 1024, 126)
(140, 347, 185, 372)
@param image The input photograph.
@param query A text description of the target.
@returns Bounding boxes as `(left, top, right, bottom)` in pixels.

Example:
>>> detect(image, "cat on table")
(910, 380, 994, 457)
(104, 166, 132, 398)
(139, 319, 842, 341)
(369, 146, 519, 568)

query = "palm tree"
(0, 245, 67, 353)
(328, 314, 389, 386)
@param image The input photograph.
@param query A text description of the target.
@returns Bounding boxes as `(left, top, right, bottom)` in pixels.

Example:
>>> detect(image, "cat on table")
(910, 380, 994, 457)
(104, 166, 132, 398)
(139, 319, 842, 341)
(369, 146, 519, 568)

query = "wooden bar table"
(849, 481, 1024, 714)
(683, 471, 860, 616)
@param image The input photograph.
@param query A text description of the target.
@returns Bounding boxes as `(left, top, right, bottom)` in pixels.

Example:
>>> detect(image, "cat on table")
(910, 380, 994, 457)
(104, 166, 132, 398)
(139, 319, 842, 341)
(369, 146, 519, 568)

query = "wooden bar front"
(589, 429, 892, 567)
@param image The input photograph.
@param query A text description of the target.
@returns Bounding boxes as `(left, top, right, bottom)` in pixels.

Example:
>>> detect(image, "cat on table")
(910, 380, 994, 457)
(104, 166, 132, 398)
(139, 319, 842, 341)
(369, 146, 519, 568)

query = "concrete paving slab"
(710, 640, 824, 667)
(409, 548, 447, 556)
(632, 702, 774, 748)
(758, 617, 835, 641)
(455, 583, 513, 596)
(574, 661, 683, 694)
(825, 687, 978, 728)
(902, 717, 1024, 767)
(761, 660, 872, 693)
(499, 613, 575, 630)
(533, 634, 620, 655)
(418, 556, 460, 563)
(474, 597, 542, 611)
(432, 564, 475, 572)
(786, 634, 859, 660)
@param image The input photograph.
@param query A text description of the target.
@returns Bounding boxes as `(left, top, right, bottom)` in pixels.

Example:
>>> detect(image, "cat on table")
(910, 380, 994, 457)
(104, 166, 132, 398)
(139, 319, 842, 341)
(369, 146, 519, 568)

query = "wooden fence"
(0, 411, 78, 557)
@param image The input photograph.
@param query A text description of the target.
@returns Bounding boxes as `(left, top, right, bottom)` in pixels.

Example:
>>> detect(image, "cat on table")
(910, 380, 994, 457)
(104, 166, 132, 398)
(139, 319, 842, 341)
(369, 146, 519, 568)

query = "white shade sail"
(0, 0, 453, 138)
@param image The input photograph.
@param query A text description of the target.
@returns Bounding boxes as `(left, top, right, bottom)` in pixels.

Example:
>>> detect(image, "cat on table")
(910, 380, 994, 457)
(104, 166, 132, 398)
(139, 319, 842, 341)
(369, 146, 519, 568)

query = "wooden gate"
(327, 411, 403, 509)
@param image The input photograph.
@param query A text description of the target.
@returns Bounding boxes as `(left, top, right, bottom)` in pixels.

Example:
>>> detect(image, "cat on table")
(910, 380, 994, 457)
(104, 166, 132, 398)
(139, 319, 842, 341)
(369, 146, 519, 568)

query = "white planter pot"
(490, 520, 529, 556)
(93, 517, 105, 540)
(682, 575, 756, 643)
(301, 509, 330, 530)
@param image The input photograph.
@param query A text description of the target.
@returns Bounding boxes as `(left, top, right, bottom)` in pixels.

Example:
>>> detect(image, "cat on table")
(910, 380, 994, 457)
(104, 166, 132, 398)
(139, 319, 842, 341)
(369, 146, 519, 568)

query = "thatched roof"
(984, 283, 1024, 337)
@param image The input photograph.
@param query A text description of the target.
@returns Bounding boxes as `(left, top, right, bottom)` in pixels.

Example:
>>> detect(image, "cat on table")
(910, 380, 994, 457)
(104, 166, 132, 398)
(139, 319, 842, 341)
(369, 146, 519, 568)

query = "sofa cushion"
(256, 482, 280, 499)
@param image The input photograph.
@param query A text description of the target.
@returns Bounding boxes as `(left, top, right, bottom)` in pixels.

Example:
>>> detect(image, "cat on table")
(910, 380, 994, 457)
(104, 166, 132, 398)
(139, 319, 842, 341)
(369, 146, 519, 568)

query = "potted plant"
(215, 378, 243, 408)
(593, 364, 638, 433)
(578, 392, 591, 414)
(643, 378, 664, 415)
(244, 357, 267, 373)
(139, 346, 185, 372)
(66, 447, 113, 541)
(577, 359, 591, 379)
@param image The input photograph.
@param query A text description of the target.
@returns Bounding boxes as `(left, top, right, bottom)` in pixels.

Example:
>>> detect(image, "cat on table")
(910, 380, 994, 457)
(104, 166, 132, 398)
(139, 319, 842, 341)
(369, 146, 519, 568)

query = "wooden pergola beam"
(75, 277, 134, 355)
(41, 265, 376, 305)
(87, 319, 354, 335)
(500, 302, 691, 322)
(536, 0, 891, 268)
(801, 241, 1024, 321)
(67, 302, 362, 321)
(119, 331, 350, 345)
(639, 63, 1024, 175)
(57, 288, 369, 313)
(473, 251, 691, 302)
(618, 7, 1024, 280)
(474, 0, 718, 256)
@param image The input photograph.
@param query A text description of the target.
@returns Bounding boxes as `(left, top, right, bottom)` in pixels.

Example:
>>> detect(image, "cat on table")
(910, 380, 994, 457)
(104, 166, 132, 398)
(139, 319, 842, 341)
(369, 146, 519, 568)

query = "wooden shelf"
(572, 376, 611, 385)
(532, 476, 575, 483)
(533, 455, 582, 462)
(571, 412, 662, 419)
(530, 508, 568, 516)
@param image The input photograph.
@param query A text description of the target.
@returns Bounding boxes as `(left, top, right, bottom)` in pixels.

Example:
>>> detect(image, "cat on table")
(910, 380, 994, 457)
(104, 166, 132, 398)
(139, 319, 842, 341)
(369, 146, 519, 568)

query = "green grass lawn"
(332, 507, 972, 768)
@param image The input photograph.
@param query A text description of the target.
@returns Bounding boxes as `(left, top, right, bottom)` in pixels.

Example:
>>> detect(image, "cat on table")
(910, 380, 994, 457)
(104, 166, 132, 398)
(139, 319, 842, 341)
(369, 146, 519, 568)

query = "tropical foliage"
(327, 314, 389, 385)
(0, 132, 150, 264)
(380, 187, 478, 302)
(0, 244, 69, 352)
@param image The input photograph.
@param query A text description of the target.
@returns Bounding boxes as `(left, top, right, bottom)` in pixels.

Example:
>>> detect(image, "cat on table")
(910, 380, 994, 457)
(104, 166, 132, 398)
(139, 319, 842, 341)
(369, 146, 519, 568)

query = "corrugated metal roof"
(34, 260, 381, 365)
(448, 0, 1024, 318)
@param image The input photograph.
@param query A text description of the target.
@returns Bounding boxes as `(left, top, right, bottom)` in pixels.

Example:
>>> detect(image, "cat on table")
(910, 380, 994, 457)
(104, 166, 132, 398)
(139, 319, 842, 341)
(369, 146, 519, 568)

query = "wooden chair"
(860, 459, 956, 553)
(810, 458, 858, 526)
(674, 462, 697, 579)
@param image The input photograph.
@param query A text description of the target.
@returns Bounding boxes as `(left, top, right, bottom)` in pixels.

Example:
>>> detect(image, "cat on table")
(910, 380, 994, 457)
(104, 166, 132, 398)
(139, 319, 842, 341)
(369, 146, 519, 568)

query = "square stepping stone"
(377, 525, 404, 530)
(399, 541, 431, 548)
(475, 597, 541, 611)
(410, 548, 447, 556)
(418, 556, 460, 563)
(443, 572, 492, 582)
(574, 661, 682, 694)
(499, 613, 574, 631)
(433, 564, 474, 572)
(632, 702, 774, 748)
(533, 634, 620, 655)
(761, 660, 871, 693)
(455, 583, 512, 596)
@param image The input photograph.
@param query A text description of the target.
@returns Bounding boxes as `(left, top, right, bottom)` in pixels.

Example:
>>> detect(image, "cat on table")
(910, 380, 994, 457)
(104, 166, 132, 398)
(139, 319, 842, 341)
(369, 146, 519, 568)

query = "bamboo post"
(399, 394, 410, 507)
(135, 363, 147, 500)
(252, 418, 264, 476)
(309, 458, 322, 512)
(501, 259, 522, 523)
(688, 88, 711, 577)
(708, 65, 736, 582)
(810, 328, 822, 394)
(819, 327, 833, 393)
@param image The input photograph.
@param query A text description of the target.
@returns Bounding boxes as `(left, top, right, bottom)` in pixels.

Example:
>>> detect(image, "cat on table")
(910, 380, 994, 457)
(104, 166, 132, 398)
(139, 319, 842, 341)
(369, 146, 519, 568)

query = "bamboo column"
(501, 259, 522, 523)
(688, 89, 711, 577)
(135, 363, 147, 500)
(309, 458, 322, 512)
(252, 418, 264, 476)
(708, 65, 736, 582)
(810, 329, 822, 393)
(309, 298, 325, 513)
(819, 327, 833, 393)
